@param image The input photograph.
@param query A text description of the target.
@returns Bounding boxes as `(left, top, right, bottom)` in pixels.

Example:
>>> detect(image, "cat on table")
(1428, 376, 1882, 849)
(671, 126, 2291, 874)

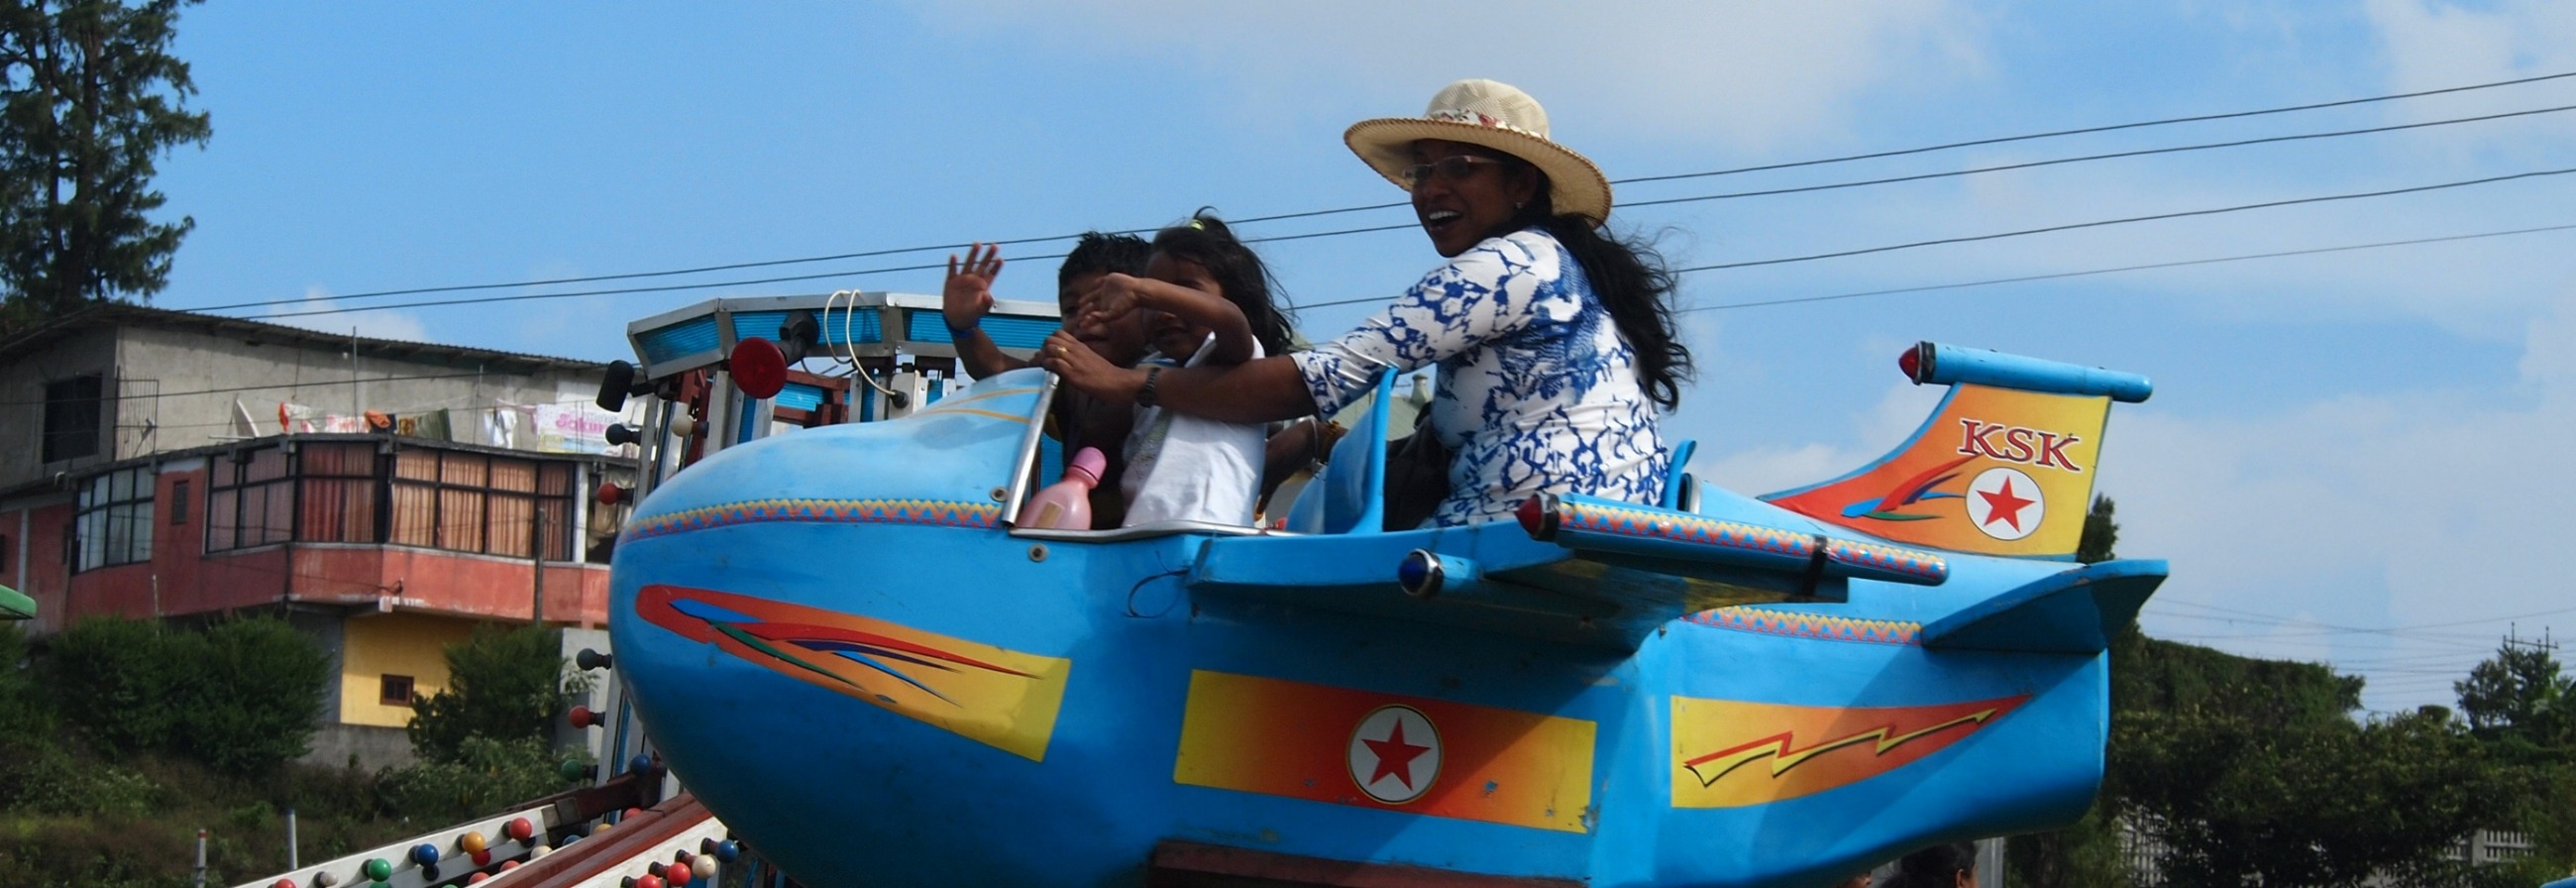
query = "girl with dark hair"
(1057, 212, 1291, 527)
(1042, 78, 1692, 527)
(1880, 842, 1978, 888)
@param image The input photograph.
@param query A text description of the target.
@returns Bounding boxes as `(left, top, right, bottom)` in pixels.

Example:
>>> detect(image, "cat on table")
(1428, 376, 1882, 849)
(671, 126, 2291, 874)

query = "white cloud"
(896, 0, 1989, 152)
(263, 286, 433, 343)
(2365, 0, 2576, 154)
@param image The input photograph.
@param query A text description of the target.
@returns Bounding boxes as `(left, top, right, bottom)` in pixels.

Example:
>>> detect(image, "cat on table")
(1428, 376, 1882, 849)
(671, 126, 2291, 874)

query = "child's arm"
(941, 243, 1031, 379)
(1083, 274, 1257, 365)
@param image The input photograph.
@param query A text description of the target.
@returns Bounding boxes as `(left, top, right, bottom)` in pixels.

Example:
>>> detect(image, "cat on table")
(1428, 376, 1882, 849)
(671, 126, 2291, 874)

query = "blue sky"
(150, 1, 2576, 713)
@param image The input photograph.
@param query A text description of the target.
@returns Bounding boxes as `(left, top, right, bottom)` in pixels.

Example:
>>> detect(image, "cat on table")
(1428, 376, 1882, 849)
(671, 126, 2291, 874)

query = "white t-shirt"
(1122, 335, 1266, 527)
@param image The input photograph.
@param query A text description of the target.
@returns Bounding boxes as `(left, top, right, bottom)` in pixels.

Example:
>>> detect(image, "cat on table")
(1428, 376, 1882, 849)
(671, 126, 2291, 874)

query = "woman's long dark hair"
(1881, 841, 1977, 888)
(1149, 210, 1297, 359)
(1498, 166, 1693, 410)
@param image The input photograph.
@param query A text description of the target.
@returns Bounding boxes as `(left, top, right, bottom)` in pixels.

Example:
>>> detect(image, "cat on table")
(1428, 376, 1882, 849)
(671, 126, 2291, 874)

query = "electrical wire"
(0, 370, 501, 405)
(1287, 222, 2576, 313)
(1672, 166, 2576, 273)
(165, 68, 2576, 316)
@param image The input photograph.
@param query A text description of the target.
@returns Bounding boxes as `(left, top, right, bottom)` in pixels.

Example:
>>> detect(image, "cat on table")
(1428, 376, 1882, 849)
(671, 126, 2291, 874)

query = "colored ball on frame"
(459, 831, 488, 853)
(361, 859, 392, 881)
(505, 817, 536, 842)
(410, 843, 440, 865)
(693, 856, 718, 880)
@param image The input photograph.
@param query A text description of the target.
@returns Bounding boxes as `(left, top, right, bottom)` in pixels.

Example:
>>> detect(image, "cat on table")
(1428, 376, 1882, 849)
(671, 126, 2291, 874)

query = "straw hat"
(1344, 79, 1613, 227)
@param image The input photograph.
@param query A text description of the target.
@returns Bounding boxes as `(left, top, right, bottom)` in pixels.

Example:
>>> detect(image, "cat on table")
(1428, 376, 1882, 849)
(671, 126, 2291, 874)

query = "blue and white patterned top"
(1291, 227, 1669, 526)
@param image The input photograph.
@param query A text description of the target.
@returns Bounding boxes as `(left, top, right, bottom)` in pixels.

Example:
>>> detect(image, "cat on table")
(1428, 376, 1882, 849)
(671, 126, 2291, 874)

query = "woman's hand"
(1038, 330, 1143, 404)
(941, 242, 1004, 333)
(1076, 272, 1147, 329)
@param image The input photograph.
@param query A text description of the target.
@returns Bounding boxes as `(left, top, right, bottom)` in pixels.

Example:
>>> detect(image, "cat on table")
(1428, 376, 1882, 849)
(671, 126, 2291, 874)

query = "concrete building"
(0, 303, 635, 767)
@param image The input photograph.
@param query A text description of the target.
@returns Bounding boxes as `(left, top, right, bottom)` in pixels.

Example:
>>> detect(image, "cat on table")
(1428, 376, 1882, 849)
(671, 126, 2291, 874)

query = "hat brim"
(1344, 117, 1613, 227)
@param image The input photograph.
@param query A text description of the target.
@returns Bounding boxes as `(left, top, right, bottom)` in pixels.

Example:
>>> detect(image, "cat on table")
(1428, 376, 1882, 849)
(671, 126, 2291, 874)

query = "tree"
(2454, 638, 2573, 750)
(41, 614, 327, 774)
(0, 0, 211, 332)
(406, 625, 575, 764)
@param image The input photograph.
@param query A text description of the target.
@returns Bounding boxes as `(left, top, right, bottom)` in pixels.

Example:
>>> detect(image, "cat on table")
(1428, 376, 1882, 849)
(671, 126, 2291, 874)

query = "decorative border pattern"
(1556, 500, 1815, 558)
(1823, 539, 1950, 584)
(1683, 607, 1922, 646)
(625, 498, 1001, 542)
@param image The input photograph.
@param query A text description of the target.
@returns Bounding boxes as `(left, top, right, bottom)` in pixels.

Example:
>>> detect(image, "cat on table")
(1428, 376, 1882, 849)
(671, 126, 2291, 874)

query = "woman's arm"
(1040, 330, 1313, 422)
(1084, 274, 1256, 366)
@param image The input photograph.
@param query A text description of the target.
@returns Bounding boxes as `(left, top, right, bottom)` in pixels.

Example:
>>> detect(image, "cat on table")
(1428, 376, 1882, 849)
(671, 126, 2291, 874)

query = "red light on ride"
(729, 337, 788, 399)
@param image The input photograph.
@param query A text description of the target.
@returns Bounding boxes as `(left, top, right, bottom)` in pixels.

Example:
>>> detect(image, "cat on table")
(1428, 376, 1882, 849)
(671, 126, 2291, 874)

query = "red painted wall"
(5, 501, 73, 632)
(42, 462, 609, 630)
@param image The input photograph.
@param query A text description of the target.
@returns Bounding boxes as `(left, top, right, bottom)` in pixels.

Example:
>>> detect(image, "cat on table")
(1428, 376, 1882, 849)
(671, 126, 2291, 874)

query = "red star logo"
(1361, 721, 1432, 789)
(1978, 477, 2035, 531)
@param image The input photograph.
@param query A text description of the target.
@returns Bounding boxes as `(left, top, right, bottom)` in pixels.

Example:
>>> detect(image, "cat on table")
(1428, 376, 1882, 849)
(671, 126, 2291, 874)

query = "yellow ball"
(459, 832, 488, 853)
(592, 822, 612, 835)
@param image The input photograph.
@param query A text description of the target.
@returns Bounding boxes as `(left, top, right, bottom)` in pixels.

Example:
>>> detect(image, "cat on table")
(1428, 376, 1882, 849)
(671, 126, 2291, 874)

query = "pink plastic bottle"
(1016, 447, 1106, 530)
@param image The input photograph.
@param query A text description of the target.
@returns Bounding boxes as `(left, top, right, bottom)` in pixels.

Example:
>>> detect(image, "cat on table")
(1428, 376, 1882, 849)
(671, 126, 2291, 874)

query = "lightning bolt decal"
(1669, 693, 2031, 808)
(1681, 708, 1999, 788)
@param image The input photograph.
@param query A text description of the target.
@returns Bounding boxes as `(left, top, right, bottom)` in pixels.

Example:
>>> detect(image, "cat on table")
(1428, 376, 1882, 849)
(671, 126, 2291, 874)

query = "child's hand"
(942, 242, 1004, 333)
(1038, 330, 1139, 404)
(1077, 273, 1145, 329)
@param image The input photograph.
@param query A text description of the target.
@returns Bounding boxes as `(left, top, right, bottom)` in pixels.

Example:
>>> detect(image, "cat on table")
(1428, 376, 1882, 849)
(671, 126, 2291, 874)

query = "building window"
(207, 441, 576, 560)
(388, 449, 575, 559)
(170, 480, 191, 525)
(379, 674, 415, 706)
(42, 375, 104, 463)
(74, 467, 156, 572)
(208, 446, 293, 551)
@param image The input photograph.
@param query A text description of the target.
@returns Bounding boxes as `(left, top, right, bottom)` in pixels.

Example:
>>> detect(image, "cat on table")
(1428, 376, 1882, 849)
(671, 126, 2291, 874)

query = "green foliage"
(2075, 494, 2118, 565)
(377, 734, 577, 825)
(2116, 705, 2510, 887)
(0, 0, 213, 333)
(406, 625, 574, 763)
(40, 614, 328, 775)
(2453, 639, 2574, 753)
(177, 617, 331, 774)
(43, 614, 184, 754)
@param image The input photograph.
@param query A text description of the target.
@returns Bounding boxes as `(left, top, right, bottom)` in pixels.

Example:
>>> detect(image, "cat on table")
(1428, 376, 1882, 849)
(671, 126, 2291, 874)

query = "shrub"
(40, 614, 329, 776)
(377, 734, 574, 824)
(406, 625, 573, 763)
(175, 617, 330, 774)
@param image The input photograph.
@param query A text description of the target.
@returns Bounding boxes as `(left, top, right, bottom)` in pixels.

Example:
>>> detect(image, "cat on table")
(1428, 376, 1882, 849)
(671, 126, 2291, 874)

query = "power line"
(1616, 68, 2576, 185)
(1622, 103, 2576, 210)
(1288, 222, 2576, 313)
(169, 68, 2576, 315)
(0, 370, 505, 405)
(1673, 166, 2576, 273)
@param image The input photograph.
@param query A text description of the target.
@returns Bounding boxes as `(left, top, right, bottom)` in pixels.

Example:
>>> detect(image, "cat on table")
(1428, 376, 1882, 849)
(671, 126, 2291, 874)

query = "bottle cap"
(1067, 447, 1107, 485)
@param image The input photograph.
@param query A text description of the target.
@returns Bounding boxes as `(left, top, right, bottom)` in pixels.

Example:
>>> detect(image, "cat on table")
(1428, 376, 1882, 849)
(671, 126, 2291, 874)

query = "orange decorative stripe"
(1173, 671, 1597, 832)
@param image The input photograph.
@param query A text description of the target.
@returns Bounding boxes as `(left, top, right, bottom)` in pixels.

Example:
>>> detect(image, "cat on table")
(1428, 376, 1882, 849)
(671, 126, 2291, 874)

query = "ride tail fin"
(1760, 342, 2150, 560)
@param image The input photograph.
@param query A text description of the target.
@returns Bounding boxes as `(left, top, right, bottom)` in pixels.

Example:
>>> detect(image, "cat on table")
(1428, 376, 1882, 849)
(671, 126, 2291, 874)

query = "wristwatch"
(1136, 367, 1162, 408)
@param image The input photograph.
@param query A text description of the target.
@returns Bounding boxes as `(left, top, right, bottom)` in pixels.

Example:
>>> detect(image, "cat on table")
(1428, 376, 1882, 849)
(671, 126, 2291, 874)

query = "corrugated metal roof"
(0, 302, 607, 372)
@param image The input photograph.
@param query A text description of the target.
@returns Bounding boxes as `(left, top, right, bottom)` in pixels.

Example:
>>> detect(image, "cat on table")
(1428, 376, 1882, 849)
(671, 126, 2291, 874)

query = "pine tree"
(0, 0, 211, 333)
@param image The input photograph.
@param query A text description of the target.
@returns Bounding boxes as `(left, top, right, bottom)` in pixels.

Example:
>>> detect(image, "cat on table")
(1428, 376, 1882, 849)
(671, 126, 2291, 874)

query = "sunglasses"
(1402, 155, 1510, 188)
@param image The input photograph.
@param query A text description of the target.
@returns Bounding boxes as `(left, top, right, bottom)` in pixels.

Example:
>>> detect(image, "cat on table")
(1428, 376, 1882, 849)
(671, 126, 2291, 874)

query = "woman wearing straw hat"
(1043, 78, 1691, 527)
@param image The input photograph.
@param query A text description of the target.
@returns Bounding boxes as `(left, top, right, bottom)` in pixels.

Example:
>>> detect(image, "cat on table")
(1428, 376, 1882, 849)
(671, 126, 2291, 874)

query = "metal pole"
(193, 828, 207, 888)
(286, 807, 298, 870)
(531, 504, 547, 624)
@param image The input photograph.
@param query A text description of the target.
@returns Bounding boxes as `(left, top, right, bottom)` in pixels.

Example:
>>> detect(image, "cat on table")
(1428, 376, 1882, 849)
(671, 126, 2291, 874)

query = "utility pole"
(530, 504, 546, 625)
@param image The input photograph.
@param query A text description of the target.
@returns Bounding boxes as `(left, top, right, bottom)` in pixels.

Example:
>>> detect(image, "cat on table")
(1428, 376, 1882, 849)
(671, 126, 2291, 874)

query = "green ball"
(560, 758, 586, 781)
(362, 857, 393, 880)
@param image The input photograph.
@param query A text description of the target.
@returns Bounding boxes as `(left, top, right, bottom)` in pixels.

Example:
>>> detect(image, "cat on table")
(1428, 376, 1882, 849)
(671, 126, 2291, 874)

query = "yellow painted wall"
(339, 612, 483, 726)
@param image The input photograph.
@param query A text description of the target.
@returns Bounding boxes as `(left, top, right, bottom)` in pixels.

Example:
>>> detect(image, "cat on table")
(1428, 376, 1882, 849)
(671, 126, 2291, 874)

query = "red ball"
(505, 817, 536, 842)
(272, 880, 296, 888)
(637, 876, 667, 888)
(468, 875, 489, 884)
(472, 849, 492, 866)
(500, 860, 521, 871)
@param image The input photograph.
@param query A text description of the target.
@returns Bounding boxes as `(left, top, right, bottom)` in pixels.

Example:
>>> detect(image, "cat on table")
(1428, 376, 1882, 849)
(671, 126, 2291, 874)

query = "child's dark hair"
(1881, 841, 1976, 888)
(1148, 210, 1296, 358)
(1058, 231, 1152, 292)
